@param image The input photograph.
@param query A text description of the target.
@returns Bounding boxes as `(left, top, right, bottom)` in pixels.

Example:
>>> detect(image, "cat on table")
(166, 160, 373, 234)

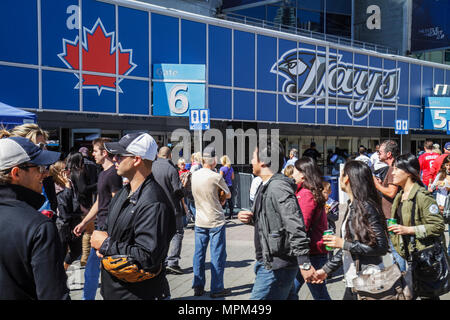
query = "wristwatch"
(299, 262, 311, 270)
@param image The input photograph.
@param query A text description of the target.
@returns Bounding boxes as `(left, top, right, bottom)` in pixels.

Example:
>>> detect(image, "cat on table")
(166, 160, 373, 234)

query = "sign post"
(189, 109, 210, 156)
(395, 119, 408, 154)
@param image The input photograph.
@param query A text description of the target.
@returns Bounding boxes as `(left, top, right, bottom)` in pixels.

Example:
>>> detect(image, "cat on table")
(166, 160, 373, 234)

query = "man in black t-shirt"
(303, 142, 321, 163)
(74, 137, 123, 300)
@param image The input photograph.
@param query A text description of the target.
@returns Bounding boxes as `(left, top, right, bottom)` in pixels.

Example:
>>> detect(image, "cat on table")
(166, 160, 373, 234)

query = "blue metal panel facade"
(1, 0, 450, 130)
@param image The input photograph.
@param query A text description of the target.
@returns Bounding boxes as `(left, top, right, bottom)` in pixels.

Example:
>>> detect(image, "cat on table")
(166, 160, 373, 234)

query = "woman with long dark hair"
(288, 157, 331, 300)
(66, 152, 97, 266)
(389, 154, 445, 300)
(315, 160, 389, 300)
(429, 155, 450, 210)
(50, 160, 83, 271)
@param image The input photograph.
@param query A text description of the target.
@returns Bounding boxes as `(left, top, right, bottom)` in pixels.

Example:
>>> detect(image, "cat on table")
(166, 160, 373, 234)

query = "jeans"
(224, 186, 234, 218)
(389, 240, 407, 272)
(82, 248, 101, 300)
(250, 261, 298, 300)
(288, 254, 331, 300)
(192, 225, 227, 294)
(186, 198, 196, 221)
(166, 215, 185, 267)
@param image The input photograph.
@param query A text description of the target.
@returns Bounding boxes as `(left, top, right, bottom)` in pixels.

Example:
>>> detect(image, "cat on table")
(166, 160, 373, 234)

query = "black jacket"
(99, 174, 176, 300)
(322, 201, 389, 275)
(55, 186, 83, 242)
(0, 184, 70, 300)
(151, 158, 184, 216)
(251, 173, 311, 270)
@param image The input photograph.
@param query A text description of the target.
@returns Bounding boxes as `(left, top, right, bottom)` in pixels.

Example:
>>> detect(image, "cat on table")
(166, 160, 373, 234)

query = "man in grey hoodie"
(238, 144, 318, 300)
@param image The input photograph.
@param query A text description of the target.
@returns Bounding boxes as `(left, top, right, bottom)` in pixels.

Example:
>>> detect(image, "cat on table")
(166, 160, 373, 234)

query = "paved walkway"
(68, 205, 450, 300)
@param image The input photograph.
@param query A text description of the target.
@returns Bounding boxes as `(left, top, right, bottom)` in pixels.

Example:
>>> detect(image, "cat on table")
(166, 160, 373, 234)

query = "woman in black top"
(50, 160, 83, 271)
(315, 160, 389, 300)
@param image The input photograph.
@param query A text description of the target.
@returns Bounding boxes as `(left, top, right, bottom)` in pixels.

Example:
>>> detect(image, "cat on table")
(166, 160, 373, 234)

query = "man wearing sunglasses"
(0, 136, 70, 300)
(89, 133, 176, 300)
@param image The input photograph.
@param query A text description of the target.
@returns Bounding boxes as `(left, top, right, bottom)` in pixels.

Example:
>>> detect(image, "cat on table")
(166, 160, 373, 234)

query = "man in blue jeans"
(73, 138, 123, 300)
(238, 145, 318, 300)
(191, 147, 232, 298)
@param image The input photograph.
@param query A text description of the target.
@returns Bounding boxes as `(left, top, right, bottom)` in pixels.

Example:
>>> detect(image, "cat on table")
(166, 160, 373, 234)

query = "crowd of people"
(0, 123, 449, 300)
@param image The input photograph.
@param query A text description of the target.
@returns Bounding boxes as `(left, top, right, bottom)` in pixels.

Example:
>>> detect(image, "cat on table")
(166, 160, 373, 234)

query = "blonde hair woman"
(219, 155, 235, 219)
(10, 123, 49, 148)
(190, 152, 203, 173)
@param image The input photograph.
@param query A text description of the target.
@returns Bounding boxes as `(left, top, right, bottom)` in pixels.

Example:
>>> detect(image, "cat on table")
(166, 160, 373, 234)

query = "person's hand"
(90, 230, 108, 250)
(314, 269, 328, 282)
(388, 224, 415, 235)
(323, 234, 344, 249)
(73, 222, 86, 237)
(95, 250, 104, 258)
(373, 176, 382, 185)
(300, 266, 318, 283)
(238, 210, 253, 224)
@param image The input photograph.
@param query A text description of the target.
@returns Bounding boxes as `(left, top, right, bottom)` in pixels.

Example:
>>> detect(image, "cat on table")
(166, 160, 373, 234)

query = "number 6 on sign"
(169, 84, 189, 114)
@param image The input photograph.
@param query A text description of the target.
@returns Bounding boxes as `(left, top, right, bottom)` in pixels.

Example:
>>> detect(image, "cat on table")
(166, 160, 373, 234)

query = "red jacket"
(295, 184, 328, 255)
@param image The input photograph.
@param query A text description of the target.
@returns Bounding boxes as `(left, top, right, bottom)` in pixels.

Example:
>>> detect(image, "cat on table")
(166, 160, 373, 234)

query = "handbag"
(404, 195, 450, 298)
(352, 259, 413, 300)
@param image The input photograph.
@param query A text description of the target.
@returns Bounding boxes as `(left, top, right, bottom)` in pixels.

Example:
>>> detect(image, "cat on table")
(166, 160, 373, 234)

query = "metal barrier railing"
(217, 12, 399, 55)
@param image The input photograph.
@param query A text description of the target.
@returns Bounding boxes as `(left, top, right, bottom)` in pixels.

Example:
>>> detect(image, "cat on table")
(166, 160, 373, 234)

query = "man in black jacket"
(238, 144, 318, 300)
(152, 146, 185, 275)
(90, 133, 176, 300)
(0, 136, 69, 300)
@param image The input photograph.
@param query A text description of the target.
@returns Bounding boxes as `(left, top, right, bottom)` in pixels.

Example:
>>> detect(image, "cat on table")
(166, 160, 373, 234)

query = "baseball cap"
(104, 133, 158, 161)
(444, 142, 450, 151)
(0, 136, 61, 171)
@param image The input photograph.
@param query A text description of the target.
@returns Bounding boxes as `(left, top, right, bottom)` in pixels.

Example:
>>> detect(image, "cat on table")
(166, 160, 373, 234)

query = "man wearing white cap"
(90, 133, 176, 300)
(0, 136, 69, 299)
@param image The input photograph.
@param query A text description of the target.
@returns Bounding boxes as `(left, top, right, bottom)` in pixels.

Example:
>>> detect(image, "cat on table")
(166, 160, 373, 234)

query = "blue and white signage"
(447, 120, 450, 135)
(424, 97, 450, 130)
(152, 64, 205, 116)
(395, 119, 408, 134)
(189, 109, 209, 130)
(272, 48, 400, 121)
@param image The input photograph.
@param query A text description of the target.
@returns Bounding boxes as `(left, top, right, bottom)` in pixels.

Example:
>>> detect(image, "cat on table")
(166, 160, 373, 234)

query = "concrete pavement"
(68, 204, 450, 300)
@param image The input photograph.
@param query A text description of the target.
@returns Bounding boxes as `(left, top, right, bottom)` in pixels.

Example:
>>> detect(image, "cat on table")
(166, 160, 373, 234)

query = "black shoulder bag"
(404, 196, 450, 298)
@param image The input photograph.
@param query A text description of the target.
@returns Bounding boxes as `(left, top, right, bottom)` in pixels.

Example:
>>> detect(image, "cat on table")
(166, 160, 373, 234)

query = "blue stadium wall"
(1, 0, 450, 131)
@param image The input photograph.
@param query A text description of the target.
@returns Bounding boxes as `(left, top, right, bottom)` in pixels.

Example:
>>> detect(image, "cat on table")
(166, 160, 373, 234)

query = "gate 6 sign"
(152, 64, 205, 116)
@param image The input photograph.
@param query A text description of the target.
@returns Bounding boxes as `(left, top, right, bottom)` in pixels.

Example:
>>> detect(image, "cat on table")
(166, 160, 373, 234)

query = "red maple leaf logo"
(58, 18, 136, 94)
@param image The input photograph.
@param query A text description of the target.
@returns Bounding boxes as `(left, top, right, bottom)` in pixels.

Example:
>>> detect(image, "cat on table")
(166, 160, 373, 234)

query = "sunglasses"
(20, 164, 48, 173)
(114, 154, 135, 162)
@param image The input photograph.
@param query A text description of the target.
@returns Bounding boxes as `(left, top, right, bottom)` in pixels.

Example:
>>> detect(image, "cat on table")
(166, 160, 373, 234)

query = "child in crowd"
(283, 164, 294, 179)
(322, 181, 339, 234)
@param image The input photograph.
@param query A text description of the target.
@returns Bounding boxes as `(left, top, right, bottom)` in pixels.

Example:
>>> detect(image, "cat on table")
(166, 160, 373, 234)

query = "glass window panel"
(325, 0, 351, 15)
(326, 13, 351, 37)
(297, 9, 322, 32)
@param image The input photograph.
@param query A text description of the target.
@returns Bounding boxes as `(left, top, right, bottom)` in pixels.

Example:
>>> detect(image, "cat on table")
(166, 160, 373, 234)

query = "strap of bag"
(402, 194, 417, 261)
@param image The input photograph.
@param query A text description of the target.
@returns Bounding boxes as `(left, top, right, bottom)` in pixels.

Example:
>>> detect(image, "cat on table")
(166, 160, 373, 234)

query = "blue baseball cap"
(445, 142, 450, 151)
(0, 136, 60, 171)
